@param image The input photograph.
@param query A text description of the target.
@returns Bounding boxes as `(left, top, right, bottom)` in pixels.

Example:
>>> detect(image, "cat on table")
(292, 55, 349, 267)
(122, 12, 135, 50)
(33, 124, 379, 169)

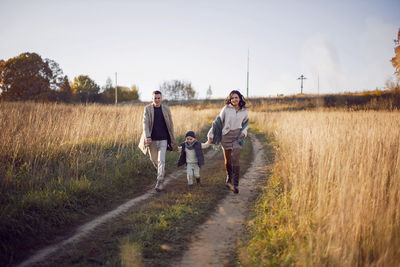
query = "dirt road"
(175, 133, 267, 266)
(18, 133, 267, 266)
(18, 150, 219, 267)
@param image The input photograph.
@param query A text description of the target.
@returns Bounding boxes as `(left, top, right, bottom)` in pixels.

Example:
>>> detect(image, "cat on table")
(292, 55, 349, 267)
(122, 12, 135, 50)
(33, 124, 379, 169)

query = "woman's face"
(230, 93, 240, 107)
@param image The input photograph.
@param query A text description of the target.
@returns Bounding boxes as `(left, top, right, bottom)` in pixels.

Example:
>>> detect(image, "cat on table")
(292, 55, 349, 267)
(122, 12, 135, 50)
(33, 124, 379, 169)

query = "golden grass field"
(1, 101, 400, 266)
(0, 102, 217, 184)
(0, 101, 218, 265)
(244, 110, 400, 266)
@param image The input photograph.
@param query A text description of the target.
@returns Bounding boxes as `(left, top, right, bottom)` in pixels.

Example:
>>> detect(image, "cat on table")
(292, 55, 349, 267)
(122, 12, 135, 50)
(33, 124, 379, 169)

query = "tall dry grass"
(0, 101, 218, 265)
(0, 102, 217, 184)
(245, 111, 400, 266)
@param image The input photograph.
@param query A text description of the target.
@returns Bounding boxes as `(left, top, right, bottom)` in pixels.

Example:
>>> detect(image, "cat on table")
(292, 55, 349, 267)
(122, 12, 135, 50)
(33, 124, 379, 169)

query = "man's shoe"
(155, 180, 163, 192)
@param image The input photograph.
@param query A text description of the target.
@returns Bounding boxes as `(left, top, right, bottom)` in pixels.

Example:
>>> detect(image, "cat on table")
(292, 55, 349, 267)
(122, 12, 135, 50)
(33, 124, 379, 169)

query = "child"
(177, 131, 210, 189)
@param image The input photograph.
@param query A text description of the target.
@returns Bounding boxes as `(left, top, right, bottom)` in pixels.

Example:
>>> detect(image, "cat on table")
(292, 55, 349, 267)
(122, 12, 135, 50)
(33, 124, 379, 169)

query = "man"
(138, 90, 177, 192)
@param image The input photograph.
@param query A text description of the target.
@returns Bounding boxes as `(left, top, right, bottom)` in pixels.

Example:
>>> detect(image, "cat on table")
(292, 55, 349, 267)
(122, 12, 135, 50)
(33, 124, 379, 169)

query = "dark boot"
(232, 166, 240, 194)
(196, 177, 201, 184)
(225, 163, 234, 190)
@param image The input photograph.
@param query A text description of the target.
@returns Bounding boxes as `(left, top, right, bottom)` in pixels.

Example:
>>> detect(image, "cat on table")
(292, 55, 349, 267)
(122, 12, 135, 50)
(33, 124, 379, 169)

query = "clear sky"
(1, 0, 399, 101)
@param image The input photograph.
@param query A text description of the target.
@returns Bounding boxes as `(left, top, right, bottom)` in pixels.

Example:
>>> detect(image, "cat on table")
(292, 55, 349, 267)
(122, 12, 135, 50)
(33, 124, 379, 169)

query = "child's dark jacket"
(177, 141, 205, 167)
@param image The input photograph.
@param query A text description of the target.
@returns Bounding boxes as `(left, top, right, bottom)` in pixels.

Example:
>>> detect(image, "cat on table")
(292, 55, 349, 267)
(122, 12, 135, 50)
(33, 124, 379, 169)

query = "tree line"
(0, 52, 139, 103)
(0, 52, 204, 103)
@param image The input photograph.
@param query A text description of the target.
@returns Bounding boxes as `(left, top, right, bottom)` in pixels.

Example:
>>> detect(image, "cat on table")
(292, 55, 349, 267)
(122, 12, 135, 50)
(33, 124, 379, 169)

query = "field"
(1, 100, 400, 266)
(0, 101, 218, 264)
(242, 110, 400, 266)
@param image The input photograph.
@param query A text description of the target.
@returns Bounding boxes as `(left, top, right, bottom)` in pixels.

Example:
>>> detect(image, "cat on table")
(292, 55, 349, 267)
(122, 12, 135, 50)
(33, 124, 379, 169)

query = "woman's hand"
(240, 133, 245, 138)
(208, 137, 213, 143)
(146, 138, 152, 145)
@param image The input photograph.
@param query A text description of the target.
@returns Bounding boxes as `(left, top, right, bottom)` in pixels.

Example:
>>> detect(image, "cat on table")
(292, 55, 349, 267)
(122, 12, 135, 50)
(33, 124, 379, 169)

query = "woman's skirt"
(221, 129, 241, 150)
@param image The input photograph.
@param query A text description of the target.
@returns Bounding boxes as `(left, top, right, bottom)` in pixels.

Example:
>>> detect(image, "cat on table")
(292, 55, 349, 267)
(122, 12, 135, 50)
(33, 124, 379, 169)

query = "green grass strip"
(42, 133, 253, 266)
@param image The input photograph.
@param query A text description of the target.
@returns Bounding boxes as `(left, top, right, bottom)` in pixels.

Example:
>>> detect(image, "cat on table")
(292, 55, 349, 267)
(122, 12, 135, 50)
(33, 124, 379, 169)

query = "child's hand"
(207, 137, 213, 143)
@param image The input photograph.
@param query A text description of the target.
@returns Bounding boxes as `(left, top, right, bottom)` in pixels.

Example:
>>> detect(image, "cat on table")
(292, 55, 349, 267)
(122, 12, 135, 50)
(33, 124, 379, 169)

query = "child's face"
(185, 136, 195, 144)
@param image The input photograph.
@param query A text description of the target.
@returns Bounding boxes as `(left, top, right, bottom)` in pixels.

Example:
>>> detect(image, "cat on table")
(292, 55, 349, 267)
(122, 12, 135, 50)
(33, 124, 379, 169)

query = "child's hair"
(185, 131, 196, 138)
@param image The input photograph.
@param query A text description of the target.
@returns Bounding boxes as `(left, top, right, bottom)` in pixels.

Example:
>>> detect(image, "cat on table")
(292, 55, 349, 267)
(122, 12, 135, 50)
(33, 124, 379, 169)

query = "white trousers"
(149, 140, 167, 181)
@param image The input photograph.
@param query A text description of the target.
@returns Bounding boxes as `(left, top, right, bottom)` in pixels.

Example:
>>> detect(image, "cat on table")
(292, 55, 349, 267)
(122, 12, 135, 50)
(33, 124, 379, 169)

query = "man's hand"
(146, 138, 152, 145)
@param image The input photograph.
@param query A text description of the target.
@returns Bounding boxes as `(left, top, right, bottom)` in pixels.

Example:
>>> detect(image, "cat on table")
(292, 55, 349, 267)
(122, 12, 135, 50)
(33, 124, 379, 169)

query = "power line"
(297, 74, 307, 94)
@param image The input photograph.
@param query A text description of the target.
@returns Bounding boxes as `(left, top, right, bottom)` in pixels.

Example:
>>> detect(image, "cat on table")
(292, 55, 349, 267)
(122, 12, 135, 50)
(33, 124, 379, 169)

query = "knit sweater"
(207, 104, 249, 139)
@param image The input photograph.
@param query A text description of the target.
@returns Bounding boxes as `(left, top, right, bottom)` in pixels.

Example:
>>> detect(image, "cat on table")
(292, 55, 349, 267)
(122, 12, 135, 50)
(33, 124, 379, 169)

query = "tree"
(58, 76, 74, 102)
(159, 80, 196, 100)
(73, 75, 100, 102)
(392, 28, 400, 81)
(103, 77, 113, 92)
(0, 52, 63, 101)
(128, 85, 140, 101)
(47, 58, 64, 91)
(117, 86, 139, 102)
(99, 84, 139, 104)
(206, 85, 212, 99)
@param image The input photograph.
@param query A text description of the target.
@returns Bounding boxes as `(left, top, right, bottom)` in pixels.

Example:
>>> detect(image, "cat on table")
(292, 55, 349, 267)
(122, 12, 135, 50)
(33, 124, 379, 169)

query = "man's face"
(152, 93, 162, 107)
(185, 136, 195, 144)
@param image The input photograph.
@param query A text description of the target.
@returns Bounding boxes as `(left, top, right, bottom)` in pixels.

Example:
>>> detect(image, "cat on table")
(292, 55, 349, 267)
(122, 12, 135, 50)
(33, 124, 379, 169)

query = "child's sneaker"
(196, 178, 201, 185)
(188, 184, 194, 191)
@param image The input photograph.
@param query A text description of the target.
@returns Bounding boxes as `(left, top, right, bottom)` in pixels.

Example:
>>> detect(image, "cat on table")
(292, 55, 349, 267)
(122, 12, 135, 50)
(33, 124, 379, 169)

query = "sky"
(1, 0, 399, 101)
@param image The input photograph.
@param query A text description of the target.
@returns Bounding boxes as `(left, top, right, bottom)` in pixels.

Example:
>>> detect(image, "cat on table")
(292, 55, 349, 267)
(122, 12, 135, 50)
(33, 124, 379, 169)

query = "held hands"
(240, 133, 245, 138)
(146, 138, 152, 145)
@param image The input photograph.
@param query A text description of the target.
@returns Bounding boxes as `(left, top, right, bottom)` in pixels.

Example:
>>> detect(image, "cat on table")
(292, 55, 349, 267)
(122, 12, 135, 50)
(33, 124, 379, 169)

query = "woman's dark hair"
(225, 90, 246, 109)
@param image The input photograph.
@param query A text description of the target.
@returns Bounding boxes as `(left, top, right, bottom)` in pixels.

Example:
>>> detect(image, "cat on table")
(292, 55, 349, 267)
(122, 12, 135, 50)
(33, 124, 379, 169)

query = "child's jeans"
(186, 163, 200, 185)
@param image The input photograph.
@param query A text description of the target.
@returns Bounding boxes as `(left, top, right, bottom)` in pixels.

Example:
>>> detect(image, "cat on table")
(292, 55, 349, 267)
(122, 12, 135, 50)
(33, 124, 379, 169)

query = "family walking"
(138, 90, 249, 194)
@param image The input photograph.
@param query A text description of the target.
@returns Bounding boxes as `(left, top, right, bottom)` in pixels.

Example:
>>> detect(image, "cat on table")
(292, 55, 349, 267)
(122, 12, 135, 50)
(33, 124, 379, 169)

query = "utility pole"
(297, 74, 307, 94)
(246, 49, 249, 98)
(115, 72, 118, 105)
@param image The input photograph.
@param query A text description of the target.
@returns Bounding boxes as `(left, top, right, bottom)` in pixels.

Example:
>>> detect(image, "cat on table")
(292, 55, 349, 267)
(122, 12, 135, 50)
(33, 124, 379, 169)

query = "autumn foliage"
(392, 28, 400, 81)
(0, 53, 65, 101)
(0, 52, 139, 103)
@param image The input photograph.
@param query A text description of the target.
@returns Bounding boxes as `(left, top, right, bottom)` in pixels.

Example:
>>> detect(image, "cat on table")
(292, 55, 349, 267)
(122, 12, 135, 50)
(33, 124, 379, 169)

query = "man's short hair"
(152, 90, 162, 95)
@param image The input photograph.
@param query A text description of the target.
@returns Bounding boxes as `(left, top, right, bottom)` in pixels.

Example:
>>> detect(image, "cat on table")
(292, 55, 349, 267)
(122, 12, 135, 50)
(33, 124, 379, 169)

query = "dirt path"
(17, 150, 219, 267)
(175, 133, 267, 266)
(18, 133, 267, 267)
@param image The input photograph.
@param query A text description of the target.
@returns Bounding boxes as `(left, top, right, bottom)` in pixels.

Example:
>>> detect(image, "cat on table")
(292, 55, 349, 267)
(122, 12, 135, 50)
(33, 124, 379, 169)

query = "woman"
(207, 90, 249, 194)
